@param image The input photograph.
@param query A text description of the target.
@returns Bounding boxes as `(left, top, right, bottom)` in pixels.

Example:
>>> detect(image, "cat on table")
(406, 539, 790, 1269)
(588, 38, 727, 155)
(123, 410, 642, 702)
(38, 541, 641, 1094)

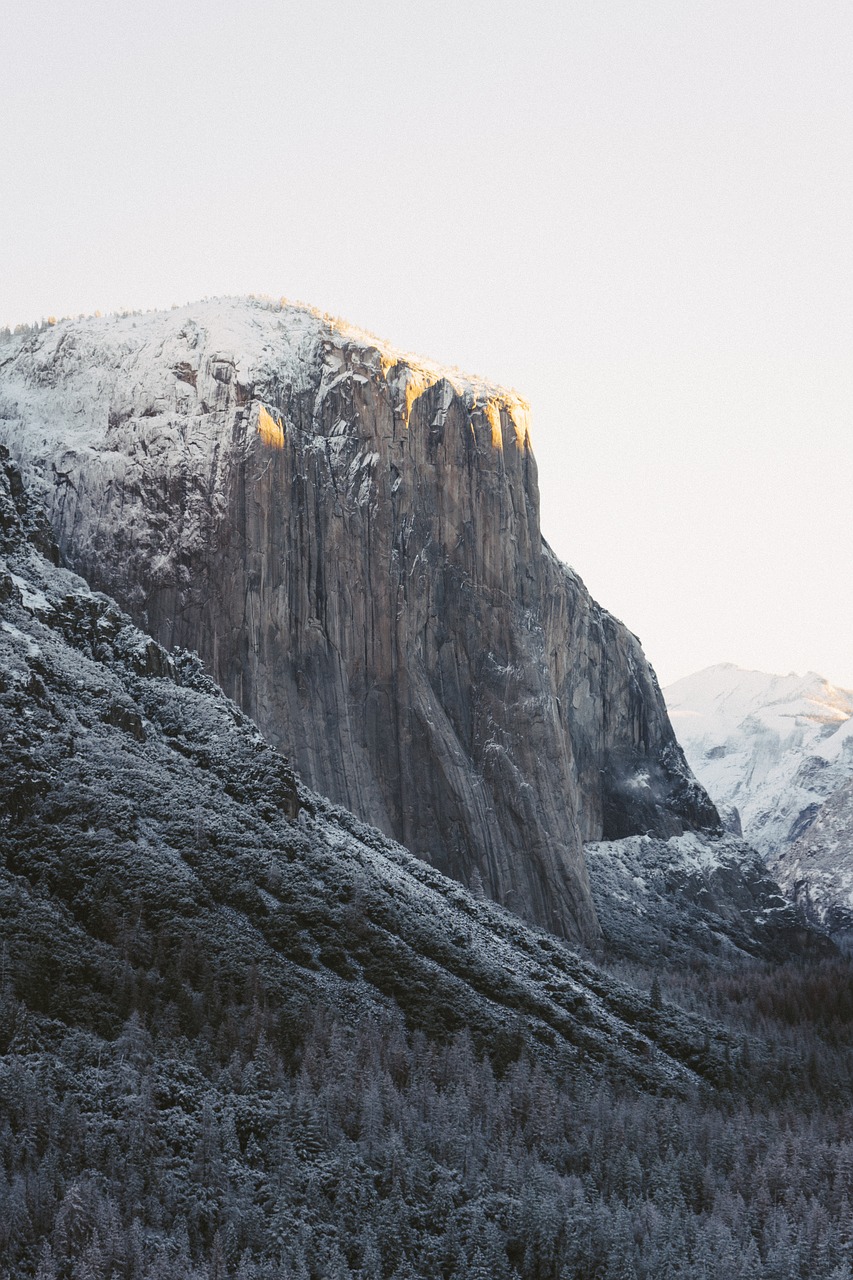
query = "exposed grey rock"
(0, 299, 719, 943)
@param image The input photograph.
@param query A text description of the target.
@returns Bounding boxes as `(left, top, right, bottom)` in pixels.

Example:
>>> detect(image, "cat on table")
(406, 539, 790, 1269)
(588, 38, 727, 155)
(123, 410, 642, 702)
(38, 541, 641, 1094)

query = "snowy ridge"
(0, 294, 534, 632)
(664, 663, 853, 860)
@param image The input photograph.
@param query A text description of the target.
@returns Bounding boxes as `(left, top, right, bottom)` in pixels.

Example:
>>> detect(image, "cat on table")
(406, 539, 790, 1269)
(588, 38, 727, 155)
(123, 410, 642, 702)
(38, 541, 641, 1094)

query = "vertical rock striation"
(0, 299, 719, 943)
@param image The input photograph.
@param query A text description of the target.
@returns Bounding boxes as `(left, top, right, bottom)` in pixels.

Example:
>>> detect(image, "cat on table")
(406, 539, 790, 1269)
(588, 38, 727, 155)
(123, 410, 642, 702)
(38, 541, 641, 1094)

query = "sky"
(3, 0, 852, 688)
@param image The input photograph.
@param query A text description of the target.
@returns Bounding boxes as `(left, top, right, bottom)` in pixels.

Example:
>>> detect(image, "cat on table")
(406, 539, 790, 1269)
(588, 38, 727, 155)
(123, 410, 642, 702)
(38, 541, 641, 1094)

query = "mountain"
(1, 444, 847, 1280)
(1, 441, 704, 1089)
(664, 663, 853, 855)
(665, 663, 853, 946)
(0, 298, 718, 944)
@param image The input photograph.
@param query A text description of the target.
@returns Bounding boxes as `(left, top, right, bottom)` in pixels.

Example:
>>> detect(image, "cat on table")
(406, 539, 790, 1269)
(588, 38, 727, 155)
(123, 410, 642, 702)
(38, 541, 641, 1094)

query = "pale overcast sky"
(3, 1, 852, 687)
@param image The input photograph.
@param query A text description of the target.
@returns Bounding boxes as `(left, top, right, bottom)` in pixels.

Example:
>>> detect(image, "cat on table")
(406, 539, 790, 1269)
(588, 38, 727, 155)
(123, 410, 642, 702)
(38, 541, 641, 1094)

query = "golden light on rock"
(257, 404, 285, 449)
(483, 398, 504, 449)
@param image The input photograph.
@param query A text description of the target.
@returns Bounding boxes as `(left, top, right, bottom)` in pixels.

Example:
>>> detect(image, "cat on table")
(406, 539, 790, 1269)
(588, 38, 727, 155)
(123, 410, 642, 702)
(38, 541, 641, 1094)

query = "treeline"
(0, 309, 147, 342)
(0, 319, 55, 341)
(3, 956, 853, 1280)
(0, 295, 315, 345)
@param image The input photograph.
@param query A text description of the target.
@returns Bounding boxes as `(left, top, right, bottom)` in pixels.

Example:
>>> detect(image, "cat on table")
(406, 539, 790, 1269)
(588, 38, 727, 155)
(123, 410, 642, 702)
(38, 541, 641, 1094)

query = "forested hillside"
(4, 954, 853, 1280)
(2, 446, 852, 1279)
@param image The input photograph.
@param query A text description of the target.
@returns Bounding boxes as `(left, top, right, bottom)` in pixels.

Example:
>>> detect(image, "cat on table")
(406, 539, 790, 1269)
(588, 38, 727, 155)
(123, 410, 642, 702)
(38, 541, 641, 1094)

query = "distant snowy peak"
(663, 663, 853, 872)
(666, 663, 853, 750)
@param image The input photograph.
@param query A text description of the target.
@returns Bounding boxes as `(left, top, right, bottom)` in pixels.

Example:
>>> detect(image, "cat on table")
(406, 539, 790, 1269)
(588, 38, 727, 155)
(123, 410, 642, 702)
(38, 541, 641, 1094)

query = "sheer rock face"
(0, 299, 718, 943)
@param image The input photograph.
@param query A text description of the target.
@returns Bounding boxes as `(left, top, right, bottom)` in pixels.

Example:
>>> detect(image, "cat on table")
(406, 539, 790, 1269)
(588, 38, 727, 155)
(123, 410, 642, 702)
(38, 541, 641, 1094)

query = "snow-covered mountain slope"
(664, 664, 853, 860)
(0, 298, 719, 945)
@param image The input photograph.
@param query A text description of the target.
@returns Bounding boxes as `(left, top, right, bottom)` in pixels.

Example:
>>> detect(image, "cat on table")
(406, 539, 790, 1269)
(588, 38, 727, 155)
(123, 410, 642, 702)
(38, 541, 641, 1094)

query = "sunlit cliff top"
(0, 293, 529, 411)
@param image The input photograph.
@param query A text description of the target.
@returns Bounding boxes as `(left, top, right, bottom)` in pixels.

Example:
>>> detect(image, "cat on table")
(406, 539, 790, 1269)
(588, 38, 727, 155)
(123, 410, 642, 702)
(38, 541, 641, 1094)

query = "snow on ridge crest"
(0, 296, 532, 478)
(3, 293, 527, 414)
(666, 663, 853, 738)
(663, 662, 853, 864)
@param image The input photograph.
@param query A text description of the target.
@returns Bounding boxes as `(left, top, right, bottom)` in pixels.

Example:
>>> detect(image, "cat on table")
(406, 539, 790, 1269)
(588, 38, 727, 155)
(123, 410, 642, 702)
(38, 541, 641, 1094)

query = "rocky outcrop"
(586, 832, 833, 965)
(0, 299, 719, 943)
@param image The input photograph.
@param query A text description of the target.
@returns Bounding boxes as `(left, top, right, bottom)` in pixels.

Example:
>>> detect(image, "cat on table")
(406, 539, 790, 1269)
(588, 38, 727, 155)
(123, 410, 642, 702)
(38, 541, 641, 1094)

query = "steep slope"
(0, 299, 717, 943)
(665, 663, 853, 857)
(0, 444, 731, 1092)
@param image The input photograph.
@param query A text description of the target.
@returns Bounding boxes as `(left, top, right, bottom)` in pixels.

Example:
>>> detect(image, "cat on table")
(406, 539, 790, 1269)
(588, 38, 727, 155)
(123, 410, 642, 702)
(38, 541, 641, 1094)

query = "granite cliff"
(0, 299, 719, 942)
